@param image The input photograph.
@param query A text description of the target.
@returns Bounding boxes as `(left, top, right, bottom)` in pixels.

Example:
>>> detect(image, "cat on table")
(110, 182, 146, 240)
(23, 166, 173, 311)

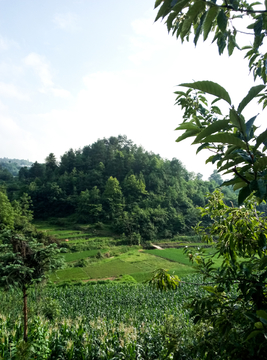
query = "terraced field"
(34, 221, 206, 284)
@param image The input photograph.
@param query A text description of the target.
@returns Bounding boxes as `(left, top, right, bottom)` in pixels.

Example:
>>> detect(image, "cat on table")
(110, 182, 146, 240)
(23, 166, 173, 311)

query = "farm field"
(145, 248, 224, 268)
(0, 275, 208, 359)
(52, 249, 196, 283)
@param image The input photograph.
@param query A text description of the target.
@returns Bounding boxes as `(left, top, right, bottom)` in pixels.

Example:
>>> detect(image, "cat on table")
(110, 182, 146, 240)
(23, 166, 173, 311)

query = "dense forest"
(1, 135, 238, 242)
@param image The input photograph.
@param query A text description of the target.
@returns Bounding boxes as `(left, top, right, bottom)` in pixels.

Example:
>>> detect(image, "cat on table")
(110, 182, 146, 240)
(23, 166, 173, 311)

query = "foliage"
(3, 136, 239, 240)
(155, 0, 267, 82)
(174, 81, 267, 204)
(154, 0, 267, 204)
(148, 268, 181, 291)
(179, 190, 267, 359)
(0, 230, 64, 341)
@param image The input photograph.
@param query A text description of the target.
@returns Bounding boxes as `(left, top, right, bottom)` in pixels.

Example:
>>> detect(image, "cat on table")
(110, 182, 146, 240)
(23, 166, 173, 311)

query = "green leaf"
(217, 9, 228, 32)
(218, 161, 238, 172)
(155, 0, 164, 8)
(166, 12, 178, 32)
(181, 1, 205, 39)
(193, 119, 230, 143)
(217, 31, 227, 54)
(203, 134, 247, 148)
(196, 142, 210, 154)
(194, 12, 207, 46)
(254, 156, 267, 172)
(172, 0, 191, 14)
(237, 85, 265, 114)
(233, 181, 247, 191)
(255, 129, 267, 150)
(238, 185, 252, 206)
(257, 310, 267, 321)
(245, 115, 257, 140)
(246, 330, 262, 341)
(175, 123, 200, 131)
(179, 81, 231, 104)
(176, 129, 200, 142)
(155, 0, 172, 21)
(227, 34, 236, 56)
(203, 6, 219, 41)
(229, 109, 246, 135)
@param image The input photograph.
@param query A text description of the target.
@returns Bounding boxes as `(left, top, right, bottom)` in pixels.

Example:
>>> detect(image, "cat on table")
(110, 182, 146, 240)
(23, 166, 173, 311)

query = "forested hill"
(3, 135, 237, 241)
(0, 158, 32, 177)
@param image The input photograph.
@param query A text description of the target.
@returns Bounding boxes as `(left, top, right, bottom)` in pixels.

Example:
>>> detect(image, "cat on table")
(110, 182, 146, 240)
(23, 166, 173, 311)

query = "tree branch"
(232, 167, 250, 184)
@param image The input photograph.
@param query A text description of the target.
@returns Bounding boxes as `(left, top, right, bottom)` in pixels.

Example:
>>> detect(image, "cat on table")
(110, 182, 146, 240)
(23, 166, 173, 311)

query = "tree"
(0, 230, 64, 342)
(77, 187, 103, 223)
(151, 1, 267, 357)
(103, 177, 124, 220)
(185, 191, 267, 359)
(155, 0, 267, 204)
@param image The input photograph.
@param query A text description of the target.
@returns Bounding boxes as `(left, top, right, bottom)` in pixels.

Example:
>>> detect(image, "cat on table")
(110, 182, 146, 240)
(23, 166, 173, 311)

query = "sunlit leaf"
(203, 6, 219, 41)
(193, 119, 230, 143)
(217, 9, 228, 32)
(203, 134, 247, 148)
(179, 81, 231, 104)
(176, 129, 200, 142)
(237, 85, 265, 114)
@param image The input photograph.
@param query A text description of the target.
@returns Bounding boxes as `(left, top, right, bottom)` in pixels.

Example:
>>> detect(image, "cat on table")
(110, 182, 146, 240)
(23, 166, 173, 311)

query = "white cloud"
(51, 88, 71, 98)
(24, 53, 54, 87)
(0, 82, 30, 101)
(0, 35, 18, 51)
(53, 12, 79, 31)
(24, 52, 71, 98)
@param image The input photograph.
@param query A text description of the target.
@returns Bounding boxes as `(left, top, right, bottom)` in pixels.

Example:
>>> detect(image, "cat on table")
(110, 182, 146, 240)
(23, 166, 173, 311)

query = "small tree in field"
(0, 230, 64, 342)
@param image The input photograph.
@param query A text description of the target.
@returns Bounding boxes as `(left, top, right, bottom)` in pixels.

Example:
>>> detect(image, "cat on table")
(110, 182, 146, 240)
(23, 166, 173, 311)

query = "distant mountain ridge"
(0, 158, 33, 176)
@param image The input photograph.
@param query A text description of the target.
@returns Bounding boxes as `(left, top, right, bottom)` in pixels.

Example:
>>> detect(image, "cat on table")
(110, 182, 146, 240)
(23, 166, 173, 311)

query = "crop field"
(0, 275, 208, 359)
(33, 221, 209, 285)
(64, 249, 100, 262)
(52, 250, 196, 283)
(145, 248, 224, 268)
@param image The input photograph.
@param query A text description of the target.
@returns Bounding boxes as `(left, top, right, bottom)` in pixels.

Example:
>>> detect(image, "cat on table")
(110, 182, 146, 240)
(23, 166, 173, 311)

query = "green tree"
(77, 187, 102, 223)
(0, 190, 15, 229)
(0, 230, 64, 342)
(185, 191, 267, 359)
(103, 177, 124, 220)
(122, 174, 147, 205)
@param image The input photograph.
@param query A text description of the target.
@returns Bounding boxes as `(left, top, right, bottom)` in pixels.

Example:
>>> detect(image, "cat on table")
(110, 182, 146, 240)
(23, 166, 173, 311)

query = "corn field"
(0, 275, 205, 360)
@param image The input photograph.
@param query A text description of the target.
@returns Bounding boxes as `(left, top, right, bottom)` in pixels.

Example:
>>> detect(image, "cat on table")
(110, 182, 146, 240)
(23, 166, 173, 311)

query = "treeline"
(2, 135, 237, 242)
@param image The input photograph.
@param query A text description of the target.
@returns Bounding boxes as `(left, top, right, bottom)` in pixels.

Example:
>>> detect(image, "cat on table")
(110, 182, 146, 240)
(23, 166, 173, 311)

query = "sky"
(0, 0, 265, 179)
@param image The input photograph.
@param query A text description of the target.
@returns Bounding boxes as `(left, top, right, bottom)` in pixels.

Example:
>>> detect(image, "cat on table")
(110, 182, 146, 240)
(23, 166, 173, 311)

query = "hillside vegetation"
(2, 135, 237, 244)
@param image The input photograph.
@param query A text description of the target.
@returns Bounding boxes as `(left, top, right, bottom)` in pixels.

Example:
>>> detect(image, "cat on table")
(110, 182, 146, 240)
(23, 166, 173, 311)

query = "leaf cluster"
(175, 81, 267, 204)
(155, 0, 267, 82)
(0, 230, 65, 291)
(185, 190, 267, 358)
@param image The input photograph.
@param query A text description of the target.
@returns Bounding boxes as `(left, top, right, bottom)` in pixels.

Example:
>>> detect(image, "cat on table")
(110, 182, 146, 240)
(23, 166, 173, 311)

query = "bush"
(74, 258, 87, 267)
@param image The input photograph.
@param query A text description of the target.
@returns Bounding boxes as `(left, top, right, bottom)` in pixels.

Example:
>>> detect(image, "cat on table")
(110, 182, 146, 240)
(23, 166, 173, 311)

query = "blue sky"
(0, 0, 263, 179)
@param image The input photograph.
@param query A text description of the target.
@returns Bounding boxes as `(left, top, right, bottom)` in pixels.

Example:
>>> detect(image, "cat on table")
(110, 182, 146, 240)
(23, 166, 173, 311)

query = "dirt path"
(151, 243, 164, 250)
